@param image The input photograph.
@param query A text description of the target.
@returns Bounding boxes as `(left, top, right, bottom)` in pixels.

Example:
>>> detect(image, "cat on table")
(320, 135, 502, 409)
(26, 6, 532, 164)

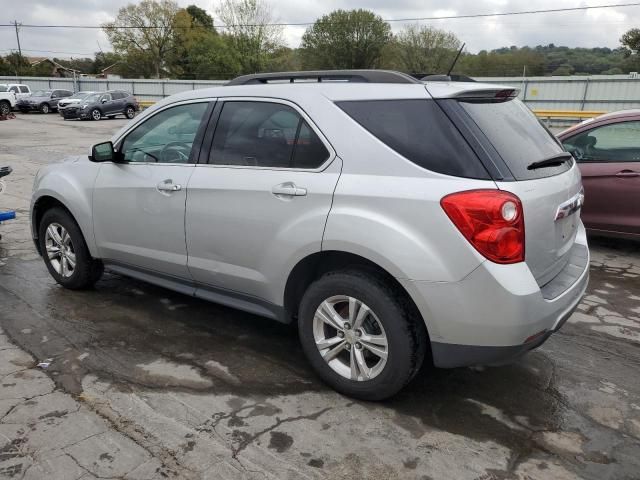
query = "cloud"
(1, 0, 637, 60)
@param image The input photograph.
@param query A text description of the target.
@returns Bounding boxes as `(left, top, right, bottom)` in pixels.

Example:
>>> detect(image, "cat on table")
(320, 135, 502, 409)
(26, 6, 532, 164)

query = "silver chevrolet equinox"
(31, 70, 589, 400)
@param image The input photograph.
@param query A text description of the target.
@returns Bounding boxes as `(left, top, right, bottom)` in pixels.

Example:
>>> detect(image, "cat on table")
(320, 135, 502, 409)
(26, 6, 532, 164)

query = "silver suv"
(30, 70, 589, 400)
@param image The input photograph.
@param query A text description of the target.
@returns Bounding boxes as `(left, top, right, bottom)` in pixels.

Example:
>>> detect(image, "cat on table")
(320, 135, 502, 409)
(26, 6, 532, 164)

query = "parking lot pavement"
(1, 114, 640, 480)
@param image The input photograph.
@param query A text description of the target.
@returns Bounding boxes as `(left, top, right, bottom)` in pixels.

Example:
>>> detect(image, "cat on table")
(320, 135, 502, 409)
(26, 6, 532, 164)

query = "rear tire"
(124, 106, 135, 119)
(298, 269, 427, 401)
(0, 101, 10, 116)
(38, 208, 103, 290)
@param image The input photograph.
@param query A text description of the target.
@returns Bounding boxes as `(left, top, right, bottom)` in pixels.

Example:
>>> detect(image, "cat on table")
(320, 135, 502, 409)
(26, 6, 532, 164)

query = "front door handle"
(616, 170, 640, 178)
(157, 180, 182, 192)
(272, 182, 307, 197)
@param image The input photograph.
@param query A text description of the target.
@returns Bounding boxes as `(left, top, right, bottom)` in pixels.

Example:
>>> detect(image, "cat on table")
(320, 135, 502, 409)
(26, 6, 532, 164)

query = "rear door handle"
(616, 170, 640, 178)
(157, 180, 182, 192)
(272, 182, 307, 197)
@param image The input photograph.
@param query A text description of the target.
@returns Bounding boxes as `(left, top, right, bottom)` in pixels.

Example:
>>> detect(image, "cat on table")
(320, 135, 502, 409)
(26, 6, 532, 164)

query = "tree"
(392, 24, 461, 74)
(621, 28, 640, 52)
(300, 9, 391, 69)
(103, 0, 180, 78)
(215, 0, 284, 74)
(168, 8, 239, 79)
(186, 5, 214, 29)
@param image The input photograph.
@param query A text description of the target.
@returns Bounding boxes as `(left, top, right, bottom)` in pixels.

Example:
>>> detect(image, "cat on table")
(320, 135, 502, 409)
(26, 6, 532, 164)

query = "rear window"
(336, 99, 490, 179)
(459, 98, 571, 180)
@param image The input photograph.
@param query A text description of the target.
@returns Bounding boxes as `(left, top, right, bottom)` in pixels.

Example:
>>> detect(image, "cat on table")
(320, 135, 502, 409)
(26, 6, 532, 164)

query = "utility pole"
(13, 20, 22, 58)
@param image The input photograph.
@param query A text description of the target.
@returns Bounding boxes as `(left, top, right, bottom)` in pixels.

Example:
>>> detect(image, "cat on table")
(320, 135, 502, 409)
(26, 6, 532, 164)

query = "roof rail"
(227, 70, 422, 86)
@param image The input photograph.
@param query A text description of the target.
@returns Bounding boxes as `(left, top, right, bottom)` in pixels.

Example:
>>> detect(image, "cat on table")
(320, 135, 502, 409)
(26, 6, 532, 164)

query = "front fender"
(31, 158, 100, 256)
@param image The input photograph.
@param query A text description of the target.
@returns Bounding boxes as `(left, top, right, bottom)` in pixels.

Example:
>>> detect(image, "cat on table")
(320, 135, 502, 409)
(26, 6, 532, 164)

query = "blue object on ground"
(0, 210, 16, 222)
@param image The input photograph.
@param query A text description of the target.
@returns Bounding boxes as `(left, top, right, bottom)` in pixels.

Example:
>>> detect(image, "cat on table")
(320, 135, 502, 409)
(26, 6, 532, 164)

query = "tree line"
(1, 0, 639, 79)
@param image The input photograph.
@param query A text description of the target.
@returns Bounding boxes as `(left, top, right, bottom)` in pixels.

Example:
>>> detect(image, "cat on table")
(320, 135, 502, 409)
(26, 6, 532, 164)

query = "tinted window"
(9, 86, 18, 93)
(562, 121, 640, 163)
(120, 102, 209, 163)
(459, 98, 571, 180)
(111, 92, 125, 100)
(337, 99, 489, 179)
(19, 86, 29, 93)
(61, 90, 72, 97)
(210, 101, 329, 169)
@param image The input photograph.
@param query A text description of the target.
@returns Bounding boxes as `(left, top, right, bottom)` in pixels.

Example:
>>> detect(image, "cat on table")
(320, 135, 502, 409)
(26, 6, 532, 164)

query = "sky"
(0, 0, 638, 59)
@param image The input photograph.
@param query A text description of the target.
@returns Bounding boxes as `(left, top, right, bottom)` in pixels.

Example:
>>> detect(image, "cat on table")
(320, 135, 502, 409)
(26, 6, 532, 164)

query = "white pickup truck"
(0, 84, 31, 115)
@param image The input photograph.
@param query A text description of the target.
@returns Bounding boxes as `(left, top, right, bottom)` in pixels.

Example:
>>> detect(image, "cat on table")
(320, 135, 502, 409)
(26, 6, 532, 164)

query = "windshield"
(32, 90, 52, 97)
(458, 98, 572, 180)
(83, 93, 101, 104)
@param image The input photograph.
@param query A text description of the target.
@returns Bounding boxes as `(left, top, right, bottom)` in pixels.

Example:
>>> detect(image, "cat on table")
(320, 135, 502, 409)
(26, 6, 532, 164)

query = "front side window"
(209, 101, 329, 169)
(562, 121, 640, 162)
(100, 93, 112, 102)
(120, 102, 209, 163)
(9, 86, 18, 93)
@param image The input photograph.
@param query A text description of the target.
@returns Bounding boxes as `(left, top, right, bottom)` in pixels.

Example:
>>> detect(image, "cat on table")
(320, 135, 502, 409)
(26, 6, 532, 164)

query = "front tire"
(38, 208, 103, 289)
(298, 270, 427, 401)
(90, 109, 101, 121)
(40, 103, 50, 114)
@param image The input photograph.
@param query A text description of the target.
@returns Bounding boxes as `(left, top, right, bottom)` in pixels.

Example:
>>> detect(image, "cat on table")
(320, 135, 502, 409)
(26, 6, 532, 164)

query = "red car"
(558, 110, 640, 240)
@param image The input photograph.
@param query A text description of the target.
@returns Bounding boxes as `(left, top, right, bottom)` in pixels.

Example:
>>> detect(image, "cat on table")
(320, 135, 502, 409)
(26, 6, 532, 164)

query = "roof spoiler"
(451, 88, 520, 101)
(227, 70, 422, 85)
(421, 74, 476, 83)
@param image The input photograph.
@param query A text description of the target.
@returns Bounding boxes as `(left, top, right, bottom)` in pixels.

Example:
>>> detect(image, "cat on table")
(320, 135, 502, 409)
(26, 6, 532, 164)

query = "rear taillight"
(441, 190, 525, 264)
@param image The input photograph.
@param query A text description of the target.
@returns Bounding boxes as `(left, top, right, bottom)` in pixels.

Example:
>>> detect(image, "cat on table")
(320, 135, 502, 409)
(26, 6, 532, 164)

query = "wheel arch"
(32, 193, 96, 258)
(283, 250, 430, 350)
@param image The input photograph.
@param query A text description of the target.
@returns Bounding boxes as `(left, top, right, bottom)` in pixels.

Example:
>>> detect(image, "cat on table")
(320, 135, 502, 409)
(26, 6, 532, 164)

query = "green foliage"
(103, 0, 180, 78)
(300, 9, 391, 69)
(389, 24, 461, 74)
(216, 0, 285, 74)
(621, 29, 640, 52)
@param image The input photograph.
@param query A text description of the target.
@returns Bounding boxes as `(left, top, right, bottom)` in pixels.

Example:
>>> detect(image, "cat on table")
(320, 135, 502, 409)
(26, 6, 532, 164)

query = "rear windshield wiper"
(527, 152, 573, 170)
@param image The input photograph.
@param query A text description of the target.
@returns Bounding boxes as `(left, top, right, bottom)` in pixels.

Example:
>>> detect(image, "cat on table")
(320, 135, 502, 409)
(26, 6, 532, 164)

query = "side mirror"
(101, 98, 108, 104)
(90, 141, 115, 162)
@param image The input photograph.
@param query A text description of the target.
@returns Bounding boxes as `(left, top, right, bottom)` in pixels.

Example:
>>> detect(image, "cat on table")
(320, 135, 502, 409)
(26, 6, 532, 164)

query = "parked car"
(30, 70, 588, 400)
(558, 110, 640, 240)
(0, 84, 31, 115)
(75, 90, 139, 121)
(58, 91, 98, 119)
(0, 83, 31, 100)
(17, 89, 73, 114)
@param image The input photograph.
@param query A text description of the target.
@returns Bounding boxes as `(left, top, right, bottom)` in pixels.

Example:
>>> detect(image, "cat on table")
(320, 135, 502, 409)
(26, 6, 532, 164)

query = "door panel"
(93, 164, 194, 277)
(185, 99, 340, 306)
(185, 160, 341, 304)
(580, 161, 640, 234)
(563, 120, 640, 235)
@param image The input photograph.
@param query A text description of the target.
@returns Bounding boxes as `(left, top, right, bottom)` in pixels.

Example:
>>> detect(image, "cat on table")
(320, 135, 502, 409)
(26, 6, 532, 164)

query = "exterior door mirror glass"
(90, 141, 115, 162)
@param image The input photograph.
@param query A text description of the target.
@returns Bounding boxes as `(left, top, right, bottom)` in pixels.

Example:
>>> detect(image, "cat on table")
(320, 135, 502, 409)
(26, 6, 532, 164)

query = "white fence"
(2, 73, 640, 111)
(475, 74, 640, 111)
(0, 76, 227, 102)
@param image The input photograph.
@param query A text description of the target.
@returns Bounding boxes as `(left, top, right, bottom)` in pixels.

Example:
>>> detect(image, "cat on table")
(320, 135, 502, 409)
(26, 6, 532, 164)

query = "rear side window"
(459, 98, 571, 180)
(19, 86, 29, 93)
(209, 101, 329, 169)
(337, 99, 489, 179)
(112, 92, 125, 99)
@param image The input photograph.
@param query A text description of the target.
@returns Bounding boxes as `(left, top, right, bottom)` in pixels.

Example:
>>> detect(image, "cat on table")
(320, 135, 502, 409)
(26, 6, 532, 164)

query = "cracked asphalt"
(1, 114, 640, 479)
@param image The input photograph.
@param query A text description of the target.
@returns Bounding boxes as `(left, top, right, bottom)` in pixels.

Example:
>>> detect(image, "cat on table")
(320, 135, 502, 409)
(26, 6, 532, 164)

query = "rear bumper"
(400, 224, 589, 368)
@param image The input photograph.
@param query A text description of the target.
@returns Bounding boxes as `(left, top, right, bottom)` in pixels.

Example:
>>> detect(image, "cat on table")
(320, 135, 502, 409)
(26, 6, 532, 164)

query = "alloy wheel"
(126, 107, 134, 119)
(44, 223, 76, 278)
(41, 104, 49, 114)
(91, 109, 101, 121)
(313, 295, 389, 381)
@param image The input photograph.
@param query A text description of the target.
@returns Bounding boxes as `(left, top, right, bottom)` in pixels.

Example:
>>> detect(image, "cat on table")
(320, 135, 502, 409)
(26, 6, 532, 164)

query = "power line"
(0, 2, 639, 29)
(0, 48, 96, 56)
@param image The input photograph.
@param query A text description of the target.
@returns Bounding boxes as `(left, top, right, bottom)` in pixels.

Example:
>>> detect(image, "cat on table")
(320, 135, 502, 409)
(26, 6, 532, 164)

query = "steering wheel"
(571, 145, 585, 161)
(159, 142, 191, 163)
